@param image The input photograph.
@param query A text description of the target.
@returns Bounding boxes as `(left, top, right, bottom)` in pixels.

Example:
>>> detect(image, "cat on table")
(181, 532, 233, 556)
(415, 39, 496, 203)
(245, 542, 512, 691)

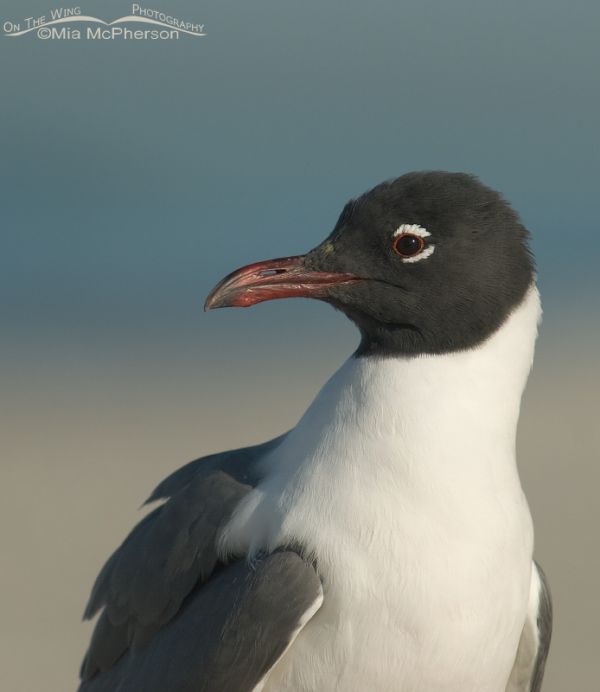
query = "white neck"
(220, 284, 541, 559)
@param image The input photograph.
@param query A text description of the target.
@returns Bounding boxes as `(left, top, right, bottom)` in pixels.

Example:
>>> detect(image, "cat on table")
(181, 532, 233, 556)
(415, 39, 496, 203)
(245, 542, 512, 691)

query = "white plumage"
(220, 284, 542, 692)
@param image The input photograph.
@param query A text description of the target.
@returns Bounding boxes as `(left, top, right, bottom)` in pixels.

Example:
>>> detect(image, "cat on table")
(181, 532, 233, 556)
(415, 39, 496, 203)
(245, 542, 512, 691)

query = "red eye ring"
(392, 233, 426, 258)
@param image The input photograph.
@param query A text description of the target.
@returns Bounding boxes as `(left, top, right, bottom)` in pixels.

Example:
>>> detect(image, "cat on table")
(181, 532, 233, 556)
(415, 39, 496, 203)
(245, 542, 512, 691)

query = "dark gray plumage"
(79, 551, 321, 692)
(530, 563, 553, 692)
(508, 562, 553, 692)
(305, 172, 534, 356)
(78, 435, 322, 691)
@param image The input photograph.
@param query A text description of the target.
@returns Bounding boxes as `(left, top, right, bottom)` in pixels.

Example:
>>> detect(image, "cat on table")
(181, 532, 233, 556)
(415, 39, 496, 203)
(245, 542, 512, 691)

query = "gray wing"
(145, 433, 287, 503)
(79, 551, 323, 692)
(506, 561, 553, 692)
(79, 434, 323, 691)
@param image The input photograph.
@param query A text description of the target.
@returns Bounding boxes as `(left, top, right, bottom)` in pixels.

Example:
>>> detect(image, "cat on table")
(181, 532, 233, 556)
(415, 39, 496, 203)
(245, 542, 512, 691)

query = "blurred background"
(1, 0, 598, 689)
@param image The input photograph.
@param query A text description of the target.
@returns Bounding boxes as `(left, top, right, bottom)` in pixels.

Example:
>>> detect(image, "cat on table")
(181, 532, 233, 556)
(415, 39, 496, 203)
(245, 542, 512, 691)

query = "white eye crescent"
(392, 224, 435, 263)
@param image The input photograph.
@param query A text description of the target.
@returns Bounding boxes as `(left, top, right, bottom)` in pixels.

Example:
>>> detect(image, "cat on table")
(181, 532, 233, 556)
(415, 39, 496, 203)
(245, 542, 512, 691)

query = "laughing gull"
(79, 171, 552, 692)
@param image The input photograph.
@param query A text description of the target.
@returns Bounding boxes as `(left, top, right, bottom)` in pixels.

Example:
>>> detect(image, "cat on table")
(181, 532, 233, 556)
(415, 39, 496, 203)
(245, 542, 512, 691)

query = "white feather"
(219, 284, 542, 692)
(393, 223, 431, 238)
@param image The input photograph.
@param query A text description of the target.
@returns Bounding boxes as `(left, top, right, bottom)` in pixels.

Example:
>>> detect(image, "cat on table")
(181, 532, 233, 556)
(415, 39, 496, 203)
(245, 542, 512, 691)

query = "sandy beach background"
(2, 311, 598, 691)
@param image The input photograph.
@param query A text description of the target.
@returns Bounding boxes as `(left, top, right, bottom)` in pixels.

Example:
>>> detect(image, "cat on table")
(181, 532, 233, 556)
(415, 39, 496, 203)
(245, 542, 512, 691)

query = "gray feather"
(506, 561, 553, 692)
(145, 434, 287, 505)
(530, 561, 552, 692)
(81, 468, 252, 679)
(79, 551, 322, 692)
(80, 437, 320, 689)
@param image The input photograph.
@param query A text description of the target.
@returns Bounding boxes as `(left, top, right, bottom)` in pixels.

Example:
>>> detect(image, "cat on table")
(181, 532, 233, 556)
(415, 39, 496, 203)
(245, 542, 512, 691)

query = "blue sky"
(2, 0, 598, 347)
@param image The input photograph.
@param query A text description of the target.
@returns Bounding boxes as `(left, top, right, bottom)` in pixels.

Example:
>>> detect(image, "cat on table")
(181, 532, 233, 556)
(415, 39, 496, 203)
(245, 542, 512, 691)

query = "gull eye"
(392, 233, 425, 258)
(391, 224, 434, 263)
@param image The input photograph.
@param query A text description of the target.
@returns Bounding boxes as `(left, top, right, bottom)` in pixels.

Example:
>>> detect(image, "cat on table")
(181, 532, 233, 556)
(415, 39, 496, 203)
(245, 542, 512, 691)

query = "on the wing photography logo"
(2, 4, 206, 40)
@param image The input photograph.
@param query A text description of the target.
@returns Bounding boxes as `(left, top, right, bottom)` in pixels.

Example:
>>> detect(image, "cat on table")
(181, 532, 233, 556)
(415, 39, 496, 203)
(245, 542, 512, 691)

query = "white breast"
(219, 285, 542, 692)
